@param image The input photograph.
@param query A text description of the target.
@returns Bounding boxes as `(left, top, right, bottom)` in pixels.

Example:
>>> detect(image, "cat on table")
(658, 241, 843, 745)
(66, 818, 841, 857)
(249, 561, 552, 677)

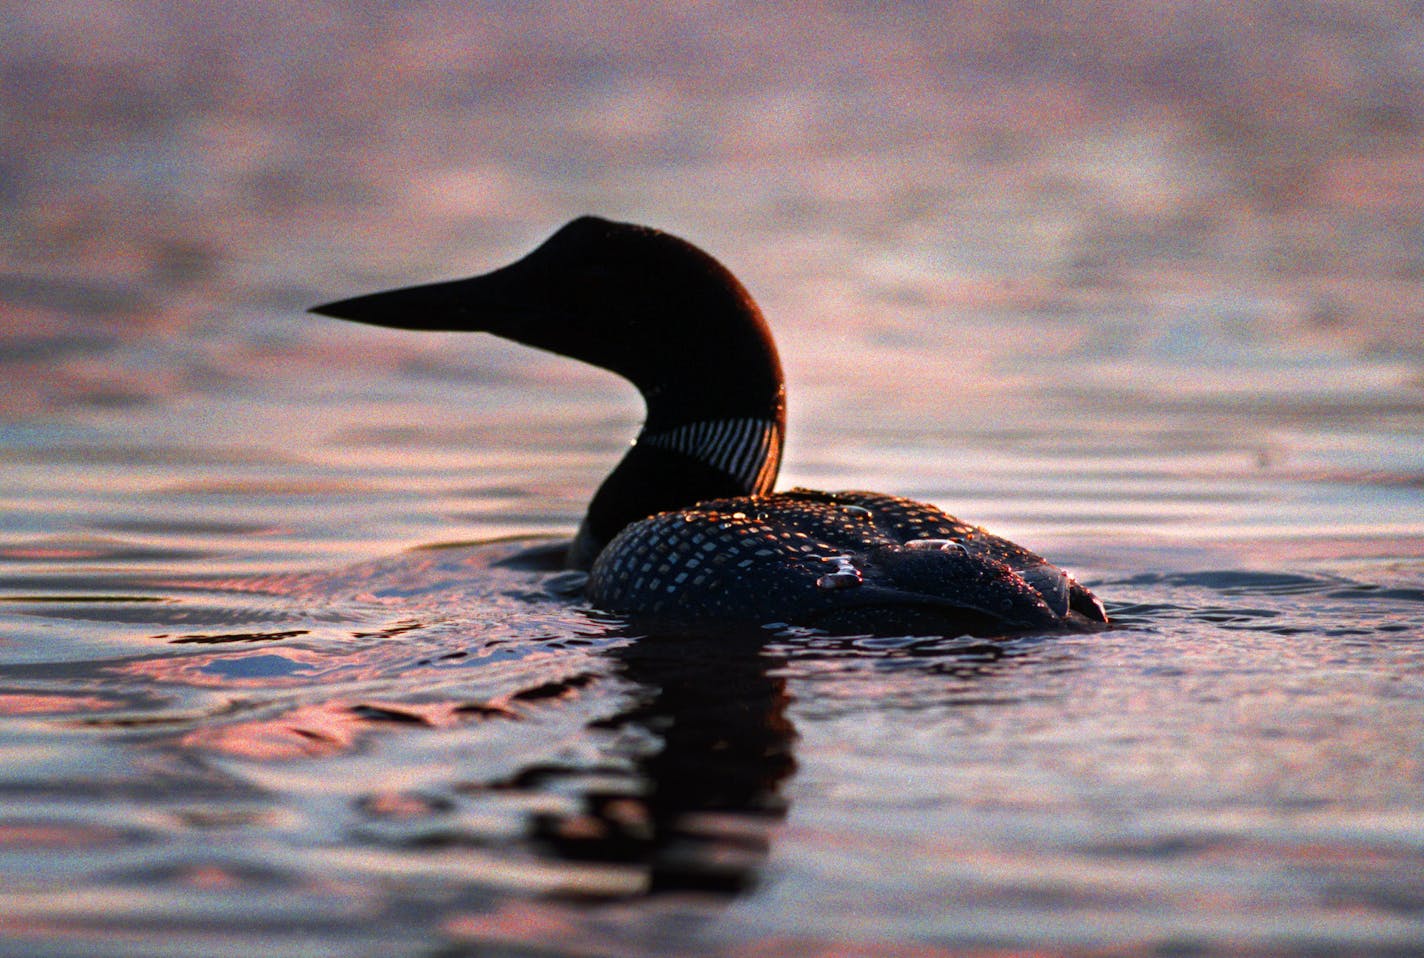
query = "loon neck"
(568, 376, 786, 569)
(554, 224, 789, 566)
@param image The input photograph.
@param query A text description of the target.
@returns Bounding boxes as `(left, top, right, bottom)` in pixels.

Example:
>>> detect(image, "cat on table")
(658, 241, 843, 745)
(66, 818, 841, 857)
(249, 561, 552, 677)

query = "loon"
(312, 216, 1107, 635)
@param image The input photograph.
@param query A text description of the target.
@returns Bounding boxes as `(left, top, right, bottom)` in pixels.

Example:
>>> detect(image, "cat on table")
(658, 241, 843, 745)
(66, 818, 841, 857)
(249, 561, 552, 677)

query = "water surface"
(3, 3, 1424, 955)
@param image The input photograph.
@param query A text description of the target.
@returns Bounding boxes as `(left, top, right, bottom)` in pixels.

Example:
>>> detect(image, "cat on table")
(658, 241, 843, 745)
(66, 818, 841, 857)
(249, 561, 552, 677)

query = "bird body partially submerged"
(312, 216, 1107, 635)
(590, 489, 1106, 634)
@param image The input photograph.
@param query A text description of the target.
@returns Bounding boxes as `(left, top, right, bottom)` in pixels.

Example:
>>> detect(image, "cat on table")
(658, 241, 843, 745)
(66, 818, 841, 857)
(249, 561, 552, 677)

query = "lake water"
(3, 3, 1424, 955)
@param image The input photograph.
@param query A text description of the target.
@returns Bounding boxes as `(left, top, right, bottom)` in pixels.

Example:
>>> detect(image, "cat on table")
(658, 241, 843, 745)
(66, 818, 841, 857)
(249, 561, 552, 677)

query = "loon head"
(313, 217, 789, 567)
(311, 216, 784, 426)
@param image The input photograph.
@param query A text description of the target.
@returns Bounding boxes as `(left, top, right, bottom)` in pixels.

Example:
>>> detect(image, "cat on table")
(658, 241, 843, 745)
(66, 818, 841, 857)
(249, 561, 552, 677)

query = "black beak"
(308, 250, 544, 334)
(309, 275, 483, 332)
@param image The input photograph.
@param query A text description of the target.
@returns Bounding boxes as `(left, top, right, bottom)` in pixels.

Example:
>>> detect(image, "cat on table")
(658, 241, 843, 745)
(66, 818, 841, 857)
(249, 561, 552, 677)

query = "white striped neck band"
(639, 417, 782, 493)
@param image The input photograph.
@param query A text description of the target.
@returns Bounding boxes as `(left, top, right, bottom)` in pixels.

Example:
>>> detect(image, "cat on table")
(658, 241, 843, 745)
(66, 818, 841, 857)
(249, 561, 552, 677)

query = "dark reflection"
(530, 631, 796, 898)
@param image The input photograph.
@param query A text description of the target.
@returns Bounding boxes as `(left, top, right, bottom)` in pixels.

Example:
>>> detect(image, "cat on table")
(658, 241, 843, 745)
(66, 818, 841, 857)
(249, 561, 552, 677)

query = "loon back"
(589, 489, 1107, 635)
(312, 216, 1108, 635)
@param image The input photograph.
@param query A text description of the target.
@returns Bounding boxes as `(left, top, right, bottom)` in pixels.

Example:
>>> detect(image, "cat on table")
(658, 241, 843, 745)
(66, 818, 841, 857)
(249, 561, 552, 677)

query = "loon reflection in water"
(312, 217, 1107, 635)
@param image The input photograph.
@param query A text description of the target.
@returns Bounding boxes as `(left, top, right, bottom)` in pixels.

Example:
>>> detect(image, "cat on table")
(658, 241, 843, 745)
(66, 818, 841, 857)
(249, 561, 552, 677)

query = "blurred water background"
(3, 2, 1424, 955)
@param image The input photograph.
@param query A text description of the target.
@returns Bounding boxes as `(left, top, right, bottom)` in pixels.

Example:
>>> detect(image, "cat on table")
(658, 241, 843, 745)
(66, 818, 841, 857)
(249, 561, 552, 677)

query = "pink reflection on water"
(120, 647, 335, 689)
(0, 822, 125, 849)
(176, 696, 520, 761)
(179, 701, 368, 760)
(0, 693, 120, 715)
